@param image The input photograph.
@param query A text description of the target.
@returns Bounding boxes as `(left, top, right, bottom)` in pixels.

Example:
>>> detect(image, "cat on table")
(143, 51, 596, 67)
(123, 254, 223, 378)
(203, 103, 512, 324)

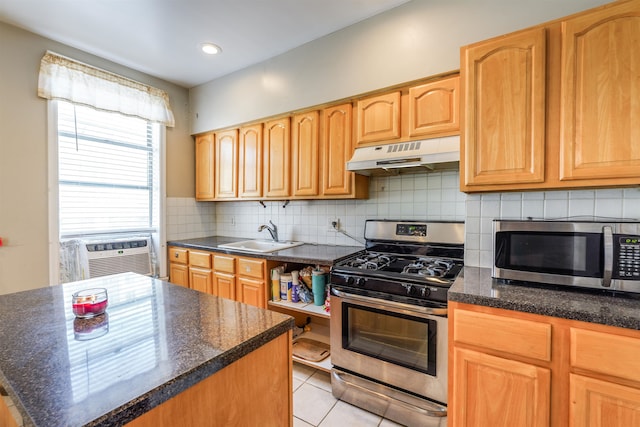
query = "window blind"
(57, 101, 160, 237)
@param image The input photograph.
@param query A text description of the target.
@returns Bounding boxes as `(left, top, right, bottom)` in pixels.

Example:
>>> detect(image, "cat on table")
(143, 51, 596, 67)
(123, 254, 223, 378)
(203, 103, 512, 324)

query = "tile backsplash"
(215, 171, 466, 247)
(465, 188, 640, 268)
(166, 174, 640, 270)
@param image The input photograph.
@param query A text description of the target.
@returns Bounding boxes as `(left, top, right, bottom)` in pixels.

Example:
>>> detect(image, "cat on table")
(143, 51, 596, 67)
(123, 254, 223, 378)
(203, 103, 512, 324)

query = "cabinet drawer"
(454, 309, 552, 361)
(237, 257, 265, 279)
(189, 250, 212, 269)
(214, 255, 236, 274)
(571, 327, 640, 383)
(169, 247, 188, 265)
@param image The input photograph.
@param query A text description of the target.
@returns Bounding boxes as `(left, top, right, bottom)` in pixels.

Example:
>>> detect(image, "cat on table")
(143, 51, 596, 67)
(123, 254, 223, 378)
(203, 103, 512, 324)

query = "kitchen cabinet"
(188, 250, 213, 294)
(168, 247, 189, 287)
(236, 257, 267, 308)
(450, 301, 640, 427)
(460, 0, 640, 192)
(559, 1, 640, 183)
(214, 129, 238, 199)
(195, 132, 215, 201)
(460, 26, 546, 189)
(264, 117, 291, 198)
(213, 254, 236, 300)
(322, 103, 368, 198)
(238, 123, 263, 198)
(169, 247, 274, 309)
(356, 91, 401, 146)
(291, 111, 320, 197)
(408, 75, 460, 138)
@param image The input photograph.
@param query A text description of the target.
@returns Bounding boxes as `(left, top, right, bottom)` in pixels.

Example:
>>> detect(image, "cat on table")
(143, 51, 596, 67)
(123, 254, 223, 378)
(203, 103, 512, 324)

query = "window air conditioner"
(82, 237, 153, 279)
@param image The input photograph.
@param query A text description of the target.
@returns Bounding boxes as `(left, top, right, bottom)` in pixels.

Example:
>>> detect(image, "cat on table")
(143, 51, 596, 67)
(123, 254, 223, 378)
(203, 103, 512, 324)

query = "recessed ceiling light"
(201, 43, 222, 55)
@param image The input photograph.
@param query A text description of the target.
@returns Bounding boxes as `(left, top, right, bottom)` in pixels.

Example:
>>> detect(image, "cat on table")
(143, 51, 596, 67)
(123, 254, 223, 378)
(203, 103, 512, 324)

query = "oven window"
(342, 303, 437, 376)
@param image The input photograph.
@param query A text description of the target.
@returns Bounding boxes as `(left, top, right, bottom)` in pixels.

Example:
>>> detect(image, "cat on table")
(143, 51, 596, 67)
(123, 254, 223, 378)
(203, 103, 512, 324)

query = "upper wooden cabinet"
(559, 1, 640, 182)
(264, 117, 291, 198)
(461, 0, 640, 192)
(238, 124, 263, 198)
(195, 133, 215, 201)
(408, 75, 460, 138)
(291, 111, 320, 197)
(322, 103, 365, 198)
(356, 91, 401, 145)
(214, 129, 238, 199)
(461, 26, 547, 189)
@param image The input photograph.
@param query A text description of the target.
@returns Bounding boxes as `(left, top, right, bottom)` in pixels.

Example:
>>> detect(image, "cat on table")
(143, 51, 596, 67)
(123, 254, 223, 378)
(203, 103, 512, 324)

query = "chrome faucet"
(258, 220, 279, 242)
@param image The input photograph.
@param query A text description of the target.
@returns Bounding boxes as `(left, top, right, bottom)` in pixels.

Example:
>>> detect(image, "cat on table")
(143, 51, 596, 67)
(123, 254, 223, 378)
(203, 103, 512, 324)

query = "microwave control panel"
(615, 236, 640, 279)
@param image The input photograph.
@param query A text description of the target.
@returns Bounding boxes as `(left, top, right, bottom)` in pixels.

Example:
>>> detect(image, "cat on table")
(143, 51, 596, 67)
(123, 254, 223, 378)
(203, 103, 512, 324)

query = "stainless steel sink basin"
(217, 239, 304, 253)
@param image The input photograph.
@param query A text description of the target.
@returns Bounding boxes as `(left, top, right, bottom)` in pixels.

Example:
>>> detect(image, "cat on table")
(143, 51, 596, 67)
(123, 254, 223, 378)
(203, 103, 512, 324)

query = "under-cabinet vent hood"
(347, 136, 460, 176)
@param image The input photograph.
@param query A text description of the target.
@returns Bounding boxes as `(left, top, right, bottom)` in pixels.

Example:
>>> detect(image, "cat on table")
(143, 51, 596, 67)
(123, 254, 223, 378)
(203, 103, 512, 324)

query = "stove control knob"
(355, 277, 366, 287)
(345, 276, 355, 286)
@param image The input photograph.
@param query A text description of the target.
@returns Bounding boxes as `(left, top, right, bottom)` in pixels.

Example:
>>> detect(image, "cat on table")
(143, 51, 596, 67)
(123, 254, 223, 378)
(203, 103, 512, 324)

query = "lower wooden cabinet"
(450, 302, 640, 427)
(453, 347, 550, 427)
(168, 246, 273, 309)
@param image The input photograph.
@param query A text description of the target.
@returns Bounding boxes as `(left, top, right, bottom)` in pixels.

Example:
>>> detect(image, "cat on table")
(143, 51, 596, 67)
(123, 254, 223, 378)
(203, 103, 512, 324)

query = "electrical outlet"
(328, 218, 339, 232)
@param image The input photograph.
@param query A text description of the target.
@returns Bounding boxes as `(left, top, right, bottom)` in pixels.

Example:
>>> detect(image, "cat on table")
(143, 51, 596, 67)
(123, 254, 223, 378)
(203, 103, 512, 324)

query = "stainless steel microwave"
(493, 219, 640, 293)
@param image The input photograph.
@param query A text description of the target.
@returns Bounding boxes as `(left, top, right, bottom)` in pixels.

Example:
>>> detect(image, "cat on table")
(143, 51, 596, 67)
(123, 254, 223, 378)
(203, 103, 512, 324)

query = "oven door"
(330, 287, 448, 405)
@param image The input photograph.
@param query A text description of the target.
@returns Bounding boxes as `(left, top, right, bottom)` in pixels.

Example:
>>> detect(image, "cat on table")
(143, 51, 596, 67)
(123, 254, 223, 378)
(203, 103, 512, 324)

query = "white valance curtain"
(37, 51, 175, 127)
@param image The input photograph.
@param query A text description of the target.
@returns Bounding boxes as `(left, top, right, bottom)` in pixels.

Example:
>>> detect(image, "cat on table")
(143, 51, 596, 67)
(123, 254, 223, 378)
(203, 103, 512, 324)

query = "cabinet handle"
(174, 252, 179, 258)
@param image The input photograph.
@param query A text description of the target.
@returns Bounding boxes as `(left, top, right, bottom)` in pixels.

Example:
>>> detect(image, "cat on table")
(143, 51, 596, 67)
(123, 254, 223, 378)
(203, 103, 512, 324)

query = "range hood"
(347, 136, 460, 176)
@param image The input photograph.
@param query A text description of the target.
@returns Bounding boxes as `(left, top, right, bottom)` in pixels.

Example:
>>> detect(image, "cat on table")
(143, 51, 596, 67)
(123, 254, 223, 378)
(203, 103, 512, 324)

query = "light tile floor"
(293, 362, 404, 427)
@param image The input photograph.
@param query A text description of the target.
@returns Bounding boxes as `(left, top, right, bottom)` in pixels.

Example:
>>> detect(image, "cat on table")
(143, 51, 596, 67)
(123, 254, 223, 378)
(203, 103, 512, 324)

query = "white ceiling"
(0, 0, 411, 88)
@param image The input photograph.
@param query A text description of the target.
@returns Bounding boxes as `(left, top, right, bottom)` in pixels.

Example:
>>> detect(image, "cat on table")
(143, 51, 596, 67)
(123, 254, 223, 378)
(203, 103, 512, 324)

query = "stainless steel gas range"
(330, 219, 464, 427)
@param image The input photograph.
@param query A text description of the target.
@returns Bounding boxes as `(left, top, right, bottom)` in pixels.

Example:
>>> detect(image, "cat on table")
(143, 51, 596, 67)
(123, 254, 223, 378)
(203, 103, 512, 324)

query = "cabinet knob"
(174, 252, 179, 258)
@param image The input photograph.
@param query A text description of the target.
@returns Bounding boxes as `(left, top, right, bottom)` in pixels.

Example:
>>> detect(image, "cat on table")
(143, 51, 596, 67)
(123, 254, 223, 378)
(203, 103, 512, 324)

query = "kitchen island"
(0, 273, 294, 427)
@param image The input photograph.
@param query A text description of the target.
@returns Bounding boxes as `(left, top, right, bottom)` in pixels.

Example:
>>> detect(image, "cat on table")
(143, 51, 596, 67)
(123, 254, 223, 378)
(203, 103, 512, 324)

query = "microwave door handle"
(603, 226, 613, 287)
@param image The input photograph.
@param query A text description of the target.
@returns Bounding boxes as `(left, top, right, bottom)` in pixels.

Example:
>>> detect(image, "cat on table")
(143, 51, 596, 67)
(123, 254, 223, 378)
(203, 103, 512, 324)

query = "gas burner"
(343, 253, 396, 270)
(402, 258, 456, 278)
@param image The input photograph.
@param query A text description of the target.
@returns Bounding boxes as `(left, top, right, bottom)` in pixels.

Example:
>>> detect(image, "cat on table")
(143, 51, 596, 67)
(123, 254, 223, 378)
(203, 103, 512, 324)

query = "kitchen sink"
(217, 239, 304, 253)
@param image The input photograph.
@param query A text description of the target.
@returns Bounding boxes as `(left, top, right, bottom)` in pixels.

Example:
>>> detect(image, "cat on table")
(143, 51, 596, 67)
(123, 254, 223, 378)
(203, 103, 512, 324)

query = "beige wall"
(190, 0, 611, 134)
(0, 22, 192, 294)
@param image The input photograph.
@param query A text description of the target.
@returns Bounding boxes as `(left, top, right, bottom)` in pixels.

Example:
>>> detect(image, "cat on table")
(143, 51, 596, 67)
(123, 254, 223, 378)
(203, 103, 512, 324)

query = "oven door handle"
(331, 288, 447, 316)
(332, 370, 447, 418)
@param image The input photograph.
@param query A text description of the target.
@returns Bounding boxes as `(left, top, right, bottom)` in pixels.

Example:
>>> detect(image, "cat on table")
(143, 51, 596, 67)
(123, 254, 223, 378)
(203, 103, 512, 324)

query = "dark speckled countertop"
(450, 266, 640, 330)
(0, 273, 293, 427)
(167, 236, 364, 265)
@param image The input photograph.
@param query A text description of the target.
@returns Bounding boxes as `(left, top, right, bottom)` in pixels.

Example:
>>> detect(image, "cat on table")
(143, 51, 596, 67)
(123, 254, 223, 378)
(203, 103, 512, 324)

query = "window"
(56, 101, 160, 237)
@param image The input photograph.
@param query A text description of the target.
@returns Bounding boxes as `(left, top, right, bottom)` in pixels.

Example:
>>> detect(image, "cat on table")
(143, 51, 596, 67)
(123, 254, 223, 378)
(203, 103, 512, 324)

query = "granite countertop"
(167, 236, 364, 265)
(0, 273, 293, 427)
(450, 266, 640, 330)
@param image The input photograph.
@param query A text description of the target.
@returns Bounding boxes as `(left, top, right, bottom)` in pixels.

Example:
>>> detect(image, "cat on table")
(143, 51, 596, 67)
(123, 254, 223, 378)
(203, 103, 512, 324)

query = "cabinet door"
(195, 133, 215, 200)
(291, 111, 320, 197)
(169, 263, 189, 287)
(322, 103, 353, 196)
(238, 124, 263, 198)
(356, 92, 401, 145)
(461, 27, 546, 188)
(264, 117, 291, 198)
(190, 267, 213, 294)
(236, 277, 266, 309)
(214, 272, 236, 300)
(409, 76, 460, 138)
(559, 2, 640, 182)
(215, 129, 238, 199)
(452, 347, 551, 427)
(571, 374, 640, 427)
